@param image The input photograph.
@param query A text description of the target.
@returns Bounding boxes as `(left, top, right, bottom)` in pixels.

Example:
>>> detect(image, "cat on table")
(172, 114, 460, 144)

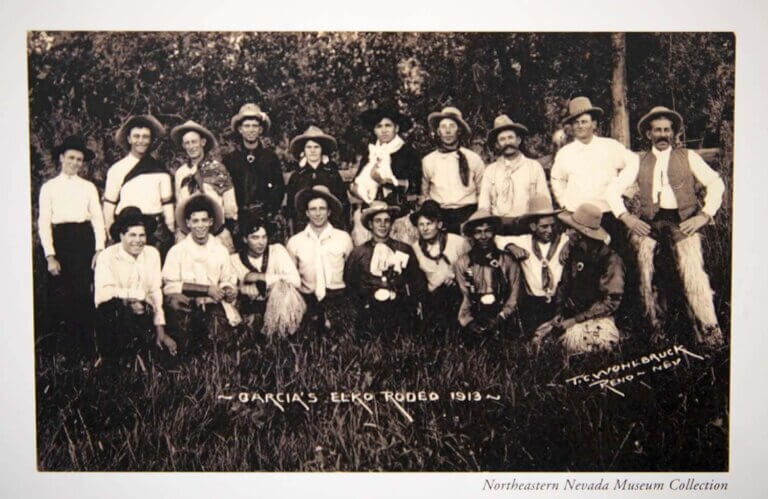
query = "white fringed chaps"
(262, 280, 307, 338)
(560, 317, 620, 355)
(675, 234, 718, 327)
(633, 234, 660, 327)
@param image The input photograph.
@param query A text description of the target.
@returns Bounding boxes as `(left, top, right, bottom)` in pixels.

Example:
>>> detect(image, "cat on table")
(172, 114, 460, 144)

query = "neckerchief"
(438, 142, 470, 187)
(180, 154, 234, 196)
(467, 245, 507, 302)
(121, 154, 169, 188)
(530, 233, 561, 295)
(239, 246, 270, 296)
(419, 232, 450, 266)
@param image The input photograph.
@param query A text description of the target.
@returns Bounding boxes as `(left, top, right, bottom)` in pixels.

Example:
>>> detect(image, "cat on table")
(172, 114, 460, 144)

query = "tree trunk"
(610, 33, 630, 147)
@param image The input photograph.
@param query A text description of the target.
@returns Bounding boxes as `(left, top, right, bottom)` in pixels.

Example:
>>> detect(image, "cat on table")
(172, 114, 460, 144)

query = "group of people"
(37, 96, 726, 365)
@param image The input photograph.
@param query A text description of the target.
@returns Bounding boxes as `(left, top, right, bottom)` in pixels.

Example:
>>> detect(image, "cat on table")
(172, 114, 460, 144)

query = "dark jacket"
(355, 142, 421, 208)
(285, 159, 350, 231)
(222, 143, 285, 216)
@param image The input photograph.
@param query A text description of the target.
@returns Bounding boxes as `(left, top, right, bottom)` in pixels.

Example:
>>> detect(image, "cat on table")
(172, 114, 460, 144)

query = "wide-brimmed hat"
(519, 195, 563, 223)
(487, 114, 529, 147)
(428, 106, 471, 137)
(360, 104, 413, 134)
(114, 114, 166, 152)
(294, 185, 343, 220)
(52, 135, 95, 162)
(561, 96, 604, 125)
(636, 105, 684, 136)
(109, 206, 157, 242)
(289, 126, 338, 159)
(409, 200, 443, 226)
(558, 203, 609, 243)
(175, 194, 224, 235)
(461, 209, 501, 237)
(170, 120, 218, 153)
(361, 200, 400, 229)
(230, 103, 272, 134)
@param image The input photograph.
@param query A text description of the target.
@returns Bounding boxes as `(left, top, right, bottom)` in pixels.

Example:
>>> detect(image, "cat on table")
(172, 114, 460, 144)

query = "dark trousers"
(421, 284, 463, 334)
(355, 296, 417, 337)
(441, 204, 477, 235)
(300, 289, 346, 333)
(46, 222, 95, 356)
(95, 298, 153, 360)
(165, 301, 231, 354)
(601, 211, 642, 327)
(519, 293, 558, 335)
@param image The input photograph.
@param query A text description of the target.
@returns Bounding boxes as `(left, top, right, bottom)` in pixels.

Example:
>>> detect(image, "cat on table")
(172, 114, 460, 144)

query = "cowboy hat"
(361, 200, 400, 229)
(636, 105, 684, 135)
(427, 106, 471, 137)
(519, 195, 563, 224)
(109, 206, 157, 242)
(294, 185, 343, 219)
(230, 103, 272, 134)
(561, 96, 604, 125)
(175, 193, 224, 235)
(360, 104, 413, 133)
(289, 126, 338, 159)
(170, 120, 218, 153)
(114, 114, 166, 152)
(557, 203, 610, 244)
(461, 209, 501, 237)
(487, 114, 529, 147)
(409, 200, 443, 226)
(52, 135, 95, 162)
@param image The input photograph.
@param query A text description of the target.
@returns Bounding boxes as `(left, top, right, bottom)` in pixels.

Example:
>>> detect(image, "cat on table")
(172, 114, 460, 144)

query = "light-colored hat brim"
(175, 194, 225, 235)
(289, 133, 337, 159)
(170, 122, 218, 153)
(115, 115, 166, 152)
(487, 123, 529, 147)
(557, 211, 609, 243)
(637, 108, 684, 136)
(230, 110, 272, 134)
(362, 206, 401, 228)
(461, 215, 501, 237)
(561, 106, 604, 126)
(427, 112, 472, 137)
(520, 208, 564, 223)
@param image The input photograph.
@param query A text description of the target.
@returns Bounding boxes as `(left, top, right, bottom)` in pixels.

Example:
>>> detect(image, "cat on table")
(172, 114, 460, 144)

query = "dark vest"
(637, 148, 698, 221)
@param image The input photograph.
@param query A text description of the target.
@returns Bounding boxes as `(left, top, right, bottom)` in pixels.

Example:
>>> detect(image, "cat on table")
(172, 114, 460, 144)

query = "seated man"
(162, 194, 239, 353)
(454, 209, 522, 338)
(533, 203, 625, 355)
(344, 201, 427, 337)
(495, 196, 569, 335)
(286, 186, 353, 333)
(409, 200, 470, 334)
(231, 212, 304, 338)
(94, 207, 177, 364)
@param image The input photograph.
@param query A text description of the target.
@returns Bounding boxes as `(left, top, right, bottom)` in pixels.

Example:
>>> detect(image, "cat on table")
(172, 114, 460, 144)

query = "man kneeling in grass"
(231, 211, 304, 338)
(162, 194, 239, 353)
(94, 206, 177, 366)
(533, 203, 625, 355)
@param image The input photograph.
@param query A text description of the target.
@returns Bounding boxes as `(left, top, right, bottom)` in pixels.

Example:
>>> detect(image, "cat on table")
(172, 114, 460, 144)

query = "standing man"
(454, 209, 521, 339)
(534, 204, 625, 355)
(478, 115, 551, 218)
(223, 103, 285, 237)
(103, 114, 174, 257)
(409, 200, 470, 334)
(608, 106, 725, 347)
(162, 194, 239, 353)
(170, 120, 238, 252)
(495, 196, 568, 335)
(550, 97, 637, 243)
(94, 207, 177, 364)
(286, 186, 353, 333)
(344, 201, 427, 338)
(38, 135, 105, 357)
(421, 106, 485, 234)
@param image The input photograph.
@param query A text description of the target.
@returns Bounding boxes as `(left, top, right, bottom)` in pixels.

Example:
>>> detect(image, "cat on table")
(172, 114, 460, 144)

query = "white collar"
(652, 146, 671, 158)
(304, 223, 334, 241)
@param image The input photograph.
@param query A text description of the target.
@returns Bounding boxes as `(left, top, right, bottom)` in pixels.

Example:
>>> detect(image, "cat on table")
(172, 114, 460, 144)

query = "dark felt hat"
(53, 135, 95, 162)
(109, 206, 156, 242)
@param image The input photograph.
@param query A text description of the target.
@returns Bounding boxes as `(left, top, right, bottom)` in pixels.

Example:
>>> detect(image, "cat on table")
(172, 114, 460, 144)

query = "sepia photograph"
(26, 29, 733, 475)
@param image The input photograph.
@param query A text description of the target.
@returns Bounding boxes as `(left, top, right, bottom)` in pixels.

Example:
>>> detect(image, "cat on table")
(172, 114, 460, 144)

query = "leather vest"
(637, 148, 698, 221)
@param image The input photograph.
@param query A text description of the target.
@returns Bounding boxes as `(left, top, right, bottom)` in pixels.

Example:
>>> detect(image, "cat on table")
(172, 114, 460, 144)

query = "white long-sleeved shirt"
(162, 234, 237, 295)
(38, 173, 105, 257)
(495, 233, 569, 298)
(478, 155, 551, 217)
(94, 243, 165, 325)
(421, 147, 485, 208)
(286, 224, 353, 295)
(230, 243, 301, 292)
(550, 136, 638, 213)
(608, 147, 725, 218)
(103, 154, 174, 229)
